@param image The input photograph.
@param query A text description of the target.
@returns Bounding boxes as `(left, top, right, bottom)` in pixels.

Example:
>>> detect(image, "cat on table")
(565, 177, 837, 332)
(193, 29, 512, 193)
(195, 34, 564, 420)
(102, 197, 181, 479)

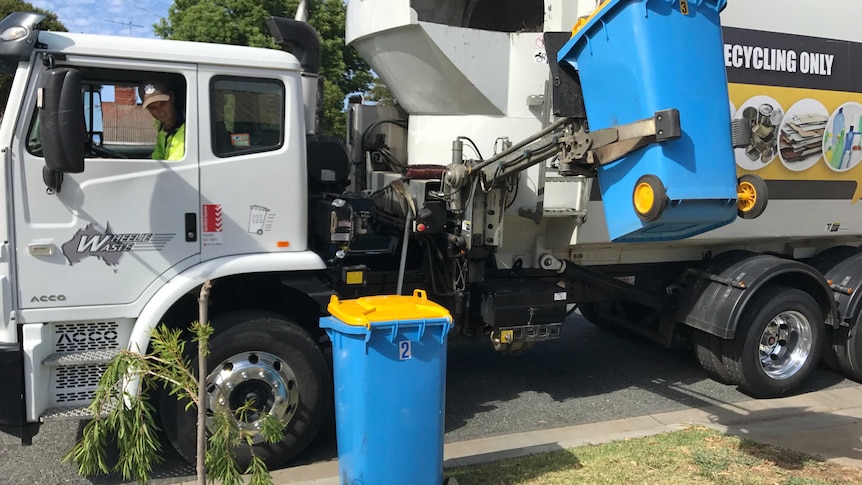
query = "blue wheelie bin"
(558, 0, 738, 242)
(320, 289, 453, 485)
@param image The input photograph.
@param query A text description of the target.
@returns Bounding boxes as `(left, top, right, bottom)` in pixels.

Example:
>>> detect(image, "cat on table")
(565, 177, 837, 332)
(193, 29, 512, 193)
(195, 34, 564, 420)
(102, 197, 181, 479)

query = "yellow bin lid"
(327, 289, 451, 328)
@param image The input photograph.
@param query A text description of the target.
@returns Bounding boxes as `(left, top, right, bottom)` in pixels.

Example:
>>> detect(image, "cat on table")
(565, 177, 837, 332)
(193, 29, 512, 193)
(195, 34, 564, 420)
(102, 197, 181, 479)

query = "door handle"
(185, 213, 197, 242)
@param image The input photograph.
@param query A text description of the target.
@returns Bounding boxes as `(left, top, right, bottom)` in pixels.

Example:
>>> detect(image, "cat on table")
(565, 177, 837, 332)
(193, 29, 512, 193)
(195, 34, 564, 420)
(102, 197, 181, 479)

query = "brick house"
(101, 86, 155, 144)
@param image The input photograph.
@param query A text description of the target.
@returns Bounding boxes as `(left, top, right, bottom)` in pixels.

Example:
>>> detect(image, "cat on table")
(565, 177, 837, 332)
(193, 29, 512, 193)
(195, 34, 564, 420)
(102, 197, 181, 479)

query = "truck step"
(42, 348, 122, 367)
(518, 206, 587, 222)
(40, 403, 112, 421)
(541, 207, 587, 218)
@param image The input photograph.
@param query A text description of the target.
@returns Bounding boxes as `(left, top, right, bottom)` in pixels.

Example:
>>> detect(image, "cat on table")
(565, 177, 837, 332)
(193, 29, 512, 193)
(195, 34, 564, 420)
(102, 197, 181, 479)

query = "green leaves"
(205, 393, 285, 485)
(157, 0, 374, 138)
(154, 0, 282, 48)
(0, 0, 67, 32)
(65, 321, 284, 484)
(0, 1, 67, 115)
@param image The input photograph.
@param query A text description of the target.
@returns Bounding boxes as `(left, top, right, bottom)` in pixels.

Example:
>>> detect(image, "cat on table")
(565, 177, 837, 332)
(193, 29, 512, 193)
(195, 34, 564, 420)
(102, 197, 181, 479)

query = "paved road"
(0, 313, 853, 484)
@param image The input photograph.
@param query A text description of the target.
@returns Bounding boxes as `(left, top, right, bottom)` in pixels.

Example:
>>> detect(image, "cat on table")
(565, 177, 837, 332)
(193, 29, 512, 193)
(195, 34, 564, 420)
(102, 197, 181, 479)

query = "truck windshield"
(0, 70, 15, 121)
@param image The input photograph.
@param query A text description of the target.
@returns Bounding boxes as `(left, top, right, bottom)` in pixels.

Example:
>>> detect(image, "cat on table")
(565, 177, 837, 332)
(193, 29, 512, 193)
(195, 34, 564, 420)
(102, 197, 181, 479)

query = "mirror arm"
(42, 166, 62, 194)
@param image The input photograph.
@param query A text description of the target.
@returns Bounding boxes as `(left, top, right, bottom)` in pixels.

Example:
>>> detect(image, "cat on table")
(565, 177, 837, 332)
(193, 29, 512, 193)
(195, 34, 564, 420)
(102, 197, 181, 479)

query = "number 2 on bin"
(679, 0, 689, 14)
(399, 341, 412, 360)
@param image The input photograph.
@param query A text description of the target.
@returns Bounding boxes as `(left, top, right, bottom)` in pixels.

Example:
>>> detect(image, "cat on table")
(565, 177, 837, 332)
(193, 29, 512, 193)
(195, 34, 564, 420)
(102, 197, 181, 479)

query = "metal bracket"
(589, 109, 681, 166)
(684, 268, 748, 289)
(561, 109, 681, 170)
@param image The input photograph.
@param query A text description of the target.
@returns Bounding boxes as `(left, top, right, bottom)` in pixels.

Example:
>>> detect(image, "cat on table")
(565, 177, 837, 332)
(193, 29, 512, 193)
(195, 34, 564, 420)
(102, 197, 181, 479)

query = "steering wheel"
(87, 143, 128, 159)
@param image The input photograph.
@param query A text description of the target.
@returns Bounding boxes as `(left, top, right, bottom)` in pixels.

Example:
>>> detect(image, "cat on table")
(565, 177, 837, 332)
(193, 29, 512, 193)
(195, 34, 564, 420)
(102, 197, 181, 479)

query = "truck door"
(11, 61, 200, 310)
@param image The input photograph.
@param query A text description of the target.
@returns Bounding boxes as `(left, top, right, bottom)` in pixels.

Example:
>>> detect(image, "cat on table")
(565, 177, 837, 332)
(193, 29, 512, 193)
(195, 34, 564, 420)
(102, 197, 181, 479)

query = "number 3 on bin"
(399, 341, 412, 360)
(679, 0, 689, 14)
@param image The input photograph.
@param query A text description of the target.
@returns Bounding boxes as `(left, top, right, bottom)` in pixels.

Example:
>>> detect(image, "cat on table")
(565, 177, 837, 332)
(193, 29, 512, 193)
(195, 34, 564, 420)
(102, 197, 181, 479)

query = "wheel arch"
(127, 252, 327, 357)
(677, 251, 835, 340)
(810, 246, 862, 328)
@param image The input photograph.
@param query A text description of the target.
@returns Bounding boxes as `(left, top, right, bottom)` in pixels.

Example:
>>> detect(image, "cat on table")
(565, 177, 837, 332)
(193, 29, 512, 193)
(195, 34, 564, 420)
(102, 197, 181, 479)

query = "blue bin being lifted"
(558, 0, 738, 242)
(320, 290, 453, 485)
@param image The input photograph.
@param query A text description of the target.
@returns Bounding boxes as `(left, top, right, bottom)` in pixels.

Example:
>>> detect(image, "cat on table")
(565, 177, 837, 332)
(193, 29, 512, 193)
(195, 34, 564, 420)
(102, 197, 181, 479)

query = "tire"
(833, 316, 862, 382)
(577, 302, 602, 327)
(576, 302, 630, 337)
(737, 174, 768, 219)
(693, 330, 734, 385)
(160, 312, 331, 469)
(721, 286, 823, 398)
(821, 325, 843, 372)
(632, 174, 667, 222)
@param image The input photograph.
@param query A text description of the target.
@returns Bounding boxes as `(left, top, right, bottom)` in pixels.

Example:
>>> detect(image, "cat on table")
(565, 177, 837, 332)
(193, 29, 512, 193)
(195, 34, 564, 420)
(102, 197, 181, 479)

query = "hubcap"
(634, 182, 655, 216)
(206, 351, 299, 444)
(758, 310, 812, 380)
(737, 181, 756, 212)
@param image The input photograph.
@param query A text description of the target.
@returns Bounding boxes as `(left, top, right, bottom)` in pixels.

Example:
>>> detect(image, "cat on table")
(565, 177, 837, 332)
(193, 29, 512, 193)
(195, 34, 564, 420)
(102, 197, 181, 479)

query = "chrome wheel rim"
(206, 351, 299, 444)
(758, 310, 813, 380)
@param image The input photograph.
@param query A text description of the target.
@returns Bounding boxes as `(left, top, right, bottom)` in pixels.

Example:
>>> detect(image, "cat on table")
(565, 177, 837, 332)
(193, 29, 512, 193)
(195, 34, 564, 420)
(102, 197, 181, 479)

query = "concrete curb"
(241, 385, 862, 485)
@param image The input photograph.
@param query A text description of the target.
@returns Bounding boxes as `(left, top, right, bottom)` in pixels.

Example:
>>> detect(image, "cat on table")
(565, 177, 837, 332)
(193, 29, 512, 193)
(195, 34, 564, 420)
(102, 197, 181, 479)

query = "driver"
(138, 81, 185, 161)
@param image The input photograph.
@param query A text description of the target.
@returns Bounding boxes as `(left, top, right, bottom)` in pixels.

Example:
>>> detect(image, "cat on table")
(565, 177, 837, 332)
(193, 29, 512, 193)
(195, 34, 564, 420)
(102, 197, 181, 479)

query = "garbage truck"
(0, 0, 861, 468)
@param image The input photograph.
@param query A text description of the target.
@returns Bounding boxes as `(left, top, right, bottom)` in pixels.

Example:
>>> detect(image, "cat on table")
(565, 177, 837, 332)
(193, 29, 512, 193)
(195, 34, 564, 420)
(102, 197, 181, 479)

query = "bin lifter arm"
(468, 109, 681, 183)
(566, 108, 681, 170)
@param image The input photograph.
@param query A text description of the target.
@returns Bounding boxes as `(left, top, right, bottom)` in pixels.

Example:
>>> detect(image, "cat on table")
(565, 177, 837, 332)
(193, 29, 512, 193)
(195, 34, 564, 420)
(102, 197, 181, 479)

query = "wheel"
(736, 174, 768, 219)
(160, 312, 331, 468)
(577, 301, 624, 333)
(821, 325, 843, 372)
(832, 316, 862, 382)
(576, 301, 651, 339)
(721, 286, 823, 397)
(632, 174, 667, 222)
(577, 302, 600, 326)
(693, 330, 734, 385)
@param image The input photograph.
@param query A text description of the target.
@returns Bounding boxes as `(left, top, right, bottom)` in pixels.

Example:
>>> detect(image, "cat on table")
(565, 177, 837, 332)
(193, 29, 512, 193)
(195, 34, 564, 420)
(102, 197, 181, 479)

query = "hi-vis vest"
(152, 122, 185, 161)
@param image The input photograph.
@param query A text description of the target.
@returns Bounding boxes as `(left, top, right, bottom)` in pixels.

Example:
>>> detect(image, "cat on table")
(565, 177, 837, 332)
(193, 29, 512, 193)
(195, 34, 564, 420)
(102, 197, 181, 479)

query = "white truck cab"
(0, 12, 334, 466)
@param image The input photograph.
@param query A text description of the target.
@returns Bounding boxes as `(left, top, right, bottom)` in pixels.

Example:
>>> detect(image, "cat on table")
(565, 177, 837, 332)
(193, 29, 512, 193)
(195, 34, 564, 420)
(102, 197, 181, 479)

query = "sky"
(31, 0, 173, 38)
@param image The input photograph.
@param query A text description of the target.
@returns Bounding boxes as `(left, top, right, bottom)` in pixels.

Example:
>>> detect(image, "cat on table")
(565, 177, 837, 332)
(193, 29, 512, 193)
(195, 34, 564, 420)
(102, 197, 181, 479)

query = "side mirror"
(40, 68, 85, 174)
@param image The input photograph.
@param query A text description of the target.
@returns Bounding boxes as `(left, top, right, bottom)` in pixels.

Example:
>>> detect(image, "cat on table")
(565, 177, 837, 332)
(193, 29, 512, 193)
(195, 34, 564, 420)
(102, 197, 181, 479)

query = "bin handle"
(386, 319, 427, 342)
(647, 0, 725, 15)
(388, 319, 400, 343)
(413, 289, 428, 300)
(701, 0, 727, 13)
(437, 318, 453, 345)
(584, 19, 608, 56)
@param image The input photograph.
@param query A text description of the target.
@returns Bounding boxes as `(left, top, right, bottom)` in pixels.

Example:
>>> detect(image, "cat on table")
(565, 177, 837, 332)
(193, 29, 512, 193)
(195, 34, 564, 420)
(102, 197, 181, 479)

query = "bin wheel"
(737, 174, 768, 219)
(720, 285, 823, 397)
(159, 311, 331, 469)
(632, 174, 667, 222)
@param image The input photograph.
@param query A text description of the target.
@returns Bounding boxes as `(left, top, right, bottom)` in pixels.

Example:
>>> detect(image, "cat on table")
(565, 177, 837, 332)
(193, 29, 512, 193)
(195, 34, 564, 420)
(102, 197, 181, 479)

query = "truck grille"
(54, 321, 120, 352)
(56, 365, 106, 390)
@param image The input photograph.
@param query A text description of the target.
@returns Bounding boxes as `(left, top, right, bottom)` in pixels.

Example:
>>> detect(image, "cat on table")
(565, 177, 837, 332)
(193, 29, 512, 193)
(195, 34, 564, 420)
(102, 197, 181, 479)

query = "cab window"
(211, 77, 285, 157)
(25, 68, 187, 160)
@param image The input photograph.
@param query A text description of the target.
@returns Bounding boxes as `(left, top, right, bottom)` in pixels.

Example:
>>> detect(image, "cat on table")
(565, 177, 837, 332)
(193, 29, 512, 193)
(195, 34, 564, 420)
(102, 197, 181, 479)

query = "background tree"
(154, 0, 374, 138)
(364, 79, 397, 107)
(0, 1, 66, 112)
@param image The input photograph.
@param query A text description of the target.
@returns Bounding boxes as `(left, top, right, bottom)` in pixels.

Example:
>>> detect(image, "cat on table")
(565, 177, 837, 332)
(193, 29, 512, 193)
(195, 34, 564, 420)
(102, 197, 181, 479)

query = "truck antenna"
(106, 19, 144, 36)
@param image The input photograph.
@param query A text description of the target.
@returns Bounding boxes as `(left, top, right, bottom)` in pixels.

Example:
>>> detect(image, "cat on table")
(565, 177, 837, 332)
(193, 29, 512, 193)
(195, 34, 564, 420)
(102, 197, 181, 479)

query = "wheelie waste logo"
(61, 222, 175, 266)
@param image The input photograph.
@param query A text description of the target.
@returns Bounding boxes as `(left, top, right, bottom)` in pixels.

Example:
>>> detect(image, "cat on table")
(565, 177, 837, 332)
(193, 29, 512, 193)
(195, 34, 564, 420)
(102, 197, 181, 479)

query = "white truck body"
(0, 0, 859, 467)
(347, 0, 862, 267)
